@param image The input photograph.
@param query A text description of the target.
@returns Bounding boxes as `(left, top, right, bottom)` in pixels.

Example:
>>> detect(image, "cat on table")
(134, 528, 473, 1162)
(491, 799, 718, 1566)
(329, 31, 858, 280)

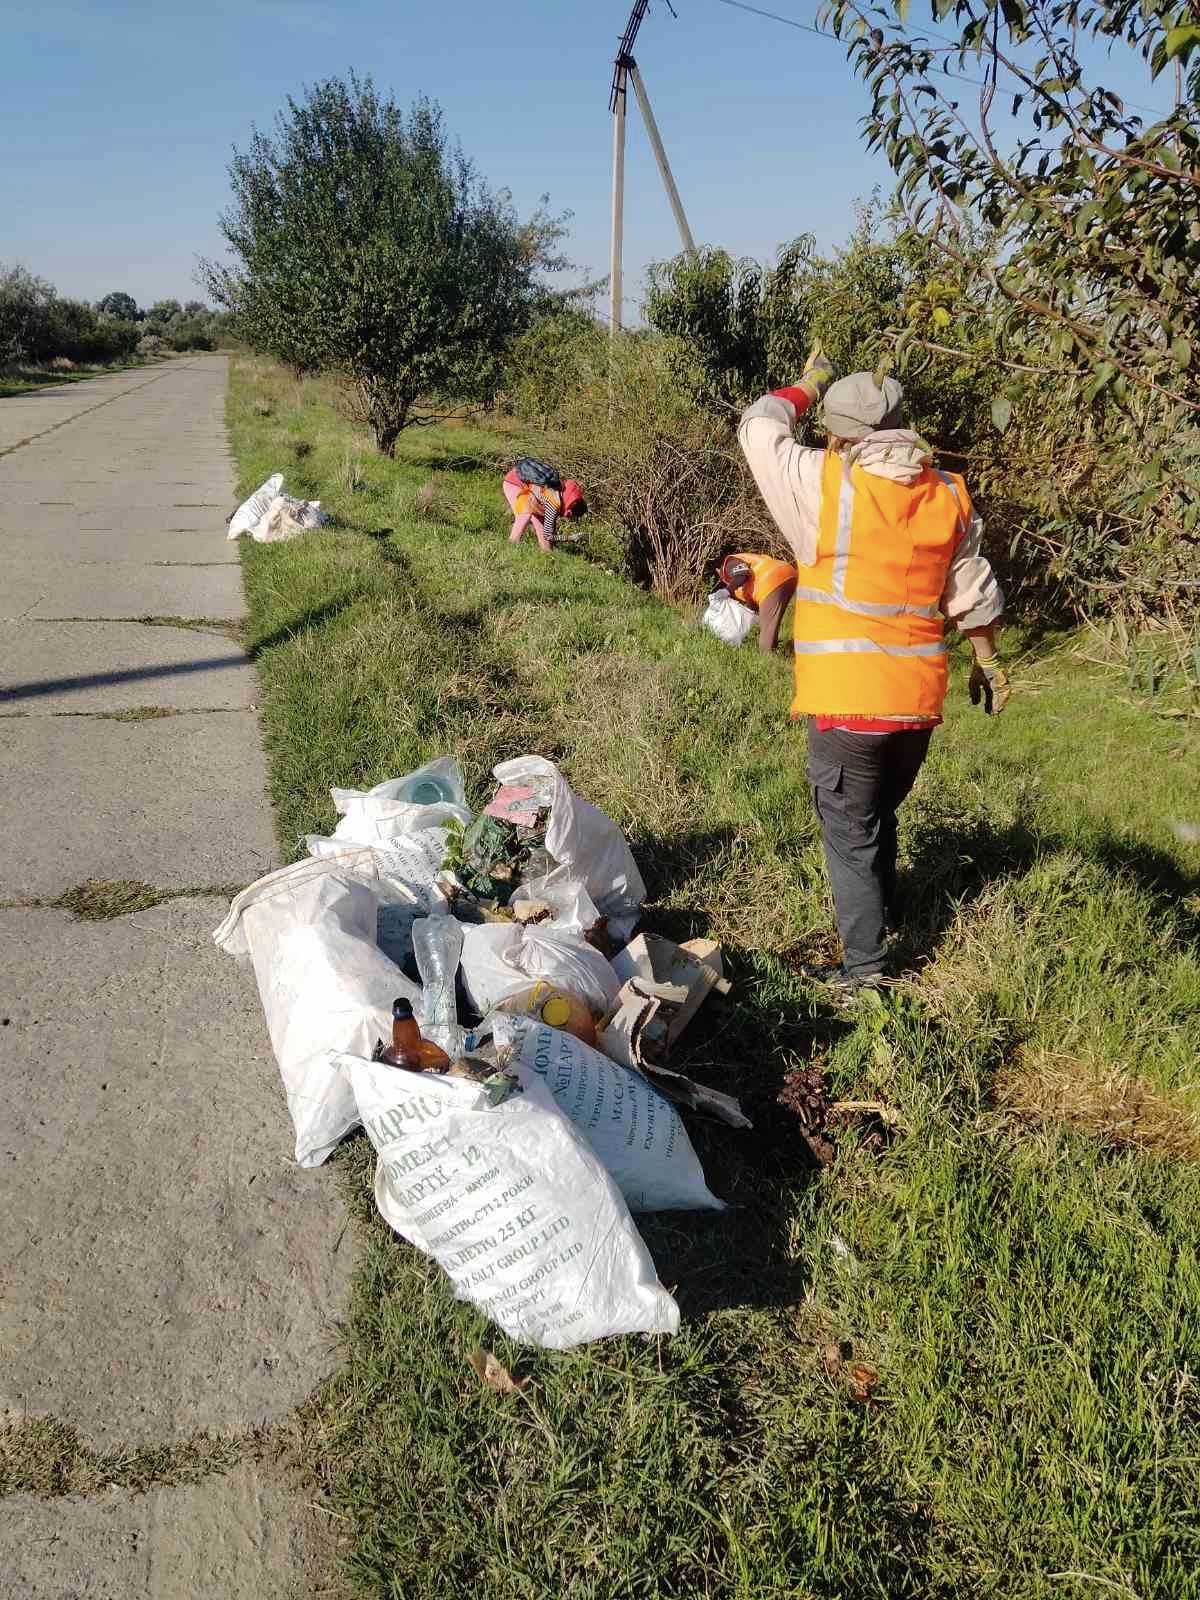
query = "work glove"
(798, 345, 834, 406)
(969, 657, 1010, 715)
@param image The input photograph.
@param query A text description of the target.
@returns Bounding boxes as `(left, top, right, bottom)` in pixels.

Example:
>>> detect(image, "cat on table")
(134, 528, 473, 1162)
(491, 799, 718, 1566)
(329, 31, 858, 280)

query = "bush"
(514, 324, 779, 602)
(137, 334, 167, 357)
(166, 318, 215, 352)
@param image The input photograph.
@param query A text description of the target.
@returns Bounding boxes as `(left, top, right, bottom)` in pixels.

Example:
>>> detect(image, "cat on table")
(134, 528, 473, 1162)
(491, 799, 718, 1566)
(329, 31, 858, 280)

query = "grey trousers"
(806, 720, 934, 978)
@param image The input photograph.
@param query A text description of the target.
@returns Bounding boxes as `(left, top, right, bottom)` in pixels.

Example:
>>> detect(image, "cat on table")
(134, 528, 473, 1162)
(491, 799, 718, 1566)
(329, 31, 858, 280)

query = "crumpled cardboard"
(598, 935, 750, 1129)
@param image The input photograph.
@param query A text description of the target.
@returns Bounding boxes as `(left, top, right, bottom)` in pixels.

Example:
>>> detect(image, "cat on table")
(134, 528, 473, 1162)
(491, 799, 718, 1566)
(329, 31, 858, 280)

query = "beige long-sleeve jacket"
(737, 394, 1004, 630)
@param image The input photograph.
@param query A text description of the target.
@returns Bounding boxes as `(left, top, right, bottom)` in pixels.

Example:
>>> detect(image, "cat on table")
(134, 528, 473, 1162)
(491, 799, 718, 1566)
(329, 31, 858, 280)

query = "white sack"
(227, 473, 284, 539)
(702, 587, 756, 647)
(212, 851, 421, 1167)
(492, 1014, 725, 1214)
(308, 828, 454, 916)
(460, 922, 620, 1017)
(491, 756, 646, 940)
(344, 1051, 679, 1348)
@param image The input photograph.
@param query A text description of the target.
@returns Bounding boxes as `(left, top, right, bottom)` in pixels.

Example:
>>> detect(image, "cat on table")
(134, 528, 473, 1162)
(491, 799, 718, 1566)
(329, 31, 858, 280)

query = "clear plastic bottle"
(497, 981, 597, 1046)
(412, 914, 465, 1058)
(390, 757, 466, 809)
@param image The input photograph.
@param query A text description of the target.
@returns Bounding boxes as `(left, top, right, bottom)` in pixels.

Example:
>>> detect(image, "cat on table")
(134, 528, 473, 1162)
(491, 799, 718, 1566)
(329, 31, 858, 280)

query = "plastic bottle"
(497, 981, 598, 1047)
(379, 997, 451, 1072)
(412, 914, 465, 1058)
(391, 758, 465, 809)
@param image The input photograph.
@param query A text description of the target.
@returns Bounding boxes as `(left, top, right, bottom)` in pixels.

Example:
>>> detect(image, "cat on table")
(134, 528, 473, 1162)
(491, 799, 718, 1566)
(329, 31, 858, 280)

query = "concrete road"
(0, 360, 350, 1597)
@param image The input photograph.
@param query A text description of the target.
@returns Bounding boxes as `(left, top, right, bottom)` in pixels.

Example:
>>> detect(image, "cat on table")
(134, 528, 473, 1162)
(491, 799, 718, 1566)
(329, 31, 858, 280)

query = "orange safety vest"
(790, 453, 969, 719)
(728, 552, 797, 609)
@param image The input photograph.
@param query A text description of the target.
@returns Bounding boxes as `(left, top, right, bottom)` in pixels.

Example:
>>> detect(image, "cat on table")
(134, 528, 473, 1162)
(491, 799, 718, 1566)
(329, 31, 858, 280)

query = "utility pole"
(608, 0, 696, 341)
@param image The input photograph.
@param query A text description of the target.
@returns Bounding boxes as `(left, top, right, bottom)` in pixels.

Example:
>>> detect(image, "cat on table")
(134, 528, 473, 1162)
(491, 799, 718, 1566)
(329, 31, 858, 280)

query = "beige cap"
(822, 372, 905, 440)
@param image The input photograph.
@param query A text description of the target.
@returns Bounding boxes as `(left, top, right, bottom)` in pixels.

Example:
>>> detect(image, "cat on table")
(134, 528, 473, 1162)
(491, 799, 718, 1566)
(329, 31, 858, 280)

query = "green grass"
(0, 358, 146, 399)
(228, 354, 1200, 1600)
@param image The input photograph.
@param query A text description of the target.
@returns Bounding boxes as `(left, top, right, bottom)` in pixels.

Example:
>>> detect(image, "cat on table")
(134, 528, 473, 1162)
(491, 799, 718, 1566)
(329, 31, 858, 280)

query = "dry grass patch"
(998, 1048, 1200, 1161)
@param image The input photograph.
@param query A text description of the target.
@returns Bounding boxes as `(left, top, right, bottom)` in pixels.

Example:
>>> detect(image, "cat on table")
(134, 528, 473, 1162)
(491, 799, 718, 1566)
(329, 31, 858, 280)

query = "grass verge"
(229, 353, 1200, 1600)
(0, 358, 146, 399)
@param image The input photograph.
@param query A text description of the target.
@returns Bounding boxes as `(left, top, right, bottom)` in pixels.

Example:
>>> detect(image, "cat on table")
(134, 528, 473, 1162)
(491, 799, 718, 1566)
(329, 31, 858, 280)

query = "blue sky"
(3, 0, 1167, 313)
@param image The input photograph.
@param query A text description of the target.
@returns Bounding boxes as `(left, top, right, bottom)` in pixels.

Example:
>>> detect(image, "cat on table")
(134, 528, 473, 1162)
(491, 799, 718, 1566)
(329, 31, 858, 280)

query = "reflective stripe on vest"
(789, 454, 965, 718)
(793, 638, 947, 656)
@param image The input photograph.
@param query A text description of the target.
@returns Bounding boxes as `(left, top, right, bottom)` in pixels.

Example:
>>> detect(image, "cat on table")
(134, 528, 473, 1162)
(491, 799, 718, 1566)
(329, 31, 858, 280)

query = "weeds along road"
(0, 356, 349, 1597)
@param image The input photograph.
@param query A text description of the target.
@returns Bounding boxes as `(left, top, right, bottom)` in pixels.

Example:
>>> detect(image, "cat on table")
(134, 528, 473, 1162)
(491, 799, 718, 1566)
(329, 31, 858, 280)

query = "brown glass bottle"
(380, 997, 450, 1072)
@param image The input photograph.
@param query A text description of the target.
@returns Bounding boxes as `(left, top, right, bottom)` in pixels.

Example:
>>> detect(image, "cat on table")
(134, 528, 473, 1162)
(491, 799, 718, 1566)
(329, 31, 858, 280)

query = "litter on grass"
(215, 752, 744, 1345)
(702, 586, 756, 646)
(227, 472, 329, 541)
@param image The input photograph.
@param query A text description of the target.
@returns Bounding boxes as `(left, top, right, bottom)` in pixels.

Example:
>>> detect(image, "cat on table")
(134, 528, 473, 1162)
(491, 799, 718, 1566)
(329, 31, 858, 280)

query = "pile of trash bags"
(227, 472, 329, 543)
(214, 755, 748, 1351)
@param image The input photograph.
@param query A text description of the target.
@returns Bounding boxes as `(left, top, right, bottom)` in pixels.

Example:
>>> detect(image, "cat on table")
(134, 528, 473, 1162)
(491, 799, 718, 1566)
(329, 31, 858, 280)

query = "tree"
(147, 298, 182, 324)
(204, 76, 566, 454)
(821, 0, 1200, 534)
(0, 265, 54, 364)
(97, 291, 140, 321)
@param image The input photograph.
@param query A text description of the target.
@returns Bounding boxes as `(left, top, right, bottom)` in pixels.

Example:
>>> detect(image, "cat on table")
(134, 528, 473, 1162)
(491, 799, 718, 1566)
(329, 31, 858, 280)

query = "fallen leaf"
(849, 1362, 880, 1403)
(469, 1346, 524, 1394)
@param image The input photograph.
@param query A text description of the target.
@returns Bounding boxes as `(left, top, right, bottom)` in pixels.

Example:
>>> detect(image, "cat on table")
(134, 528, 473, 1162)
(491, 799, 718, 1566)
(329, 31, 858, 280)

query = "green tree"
(147, 298, 182, 324)
(97, 291, 140, 321)
(205, 76, 566, 454)
(0, 265, 54, 363)
(821, 0, 1200, 534)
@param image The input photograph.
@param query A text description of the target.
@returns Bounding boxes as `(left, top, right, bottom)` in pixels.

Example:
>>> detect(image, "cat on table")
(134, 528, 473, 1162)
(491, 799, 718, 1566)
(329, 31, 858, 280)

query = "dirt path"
(0, 358, 349, 1596)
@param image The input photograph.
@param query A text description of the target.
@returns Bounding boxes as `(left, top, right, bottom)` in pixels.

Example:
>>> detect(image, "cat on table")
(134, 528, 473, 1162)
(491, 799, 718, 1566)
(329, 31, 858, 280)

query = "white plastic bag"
(702, 587, 756, 646)
(492, 1015, 725, 1213)
(227, 473, 284, 539)
(212, 851, 421, 1167)
(460, 922, 620, 1016)
(307, 759, 472, 912)
(510, 872, 602, 937)
(343, 1051, 679, 1348)
(332, 756, 467, 815)
(491, 756, 646, 940)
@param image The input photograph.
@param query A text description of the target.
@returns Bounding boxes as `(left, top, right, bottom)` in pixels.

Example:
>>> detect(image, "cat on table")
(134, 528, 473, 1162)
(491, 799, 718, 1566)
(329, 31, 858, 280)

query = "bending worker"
(738, 353, 1010, 993)
(502, 460, 586, 551)
(717, 552, 797, 653)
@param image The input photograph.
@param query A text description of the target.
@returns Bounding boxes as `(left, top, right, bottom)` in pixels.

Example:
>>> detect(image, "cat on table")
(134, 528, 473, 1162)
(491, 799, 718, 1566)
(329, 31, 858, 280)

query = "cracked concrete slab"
(0, 620, 256, 713)
(0, 899, 353, 1450)
(0, 356, 342, 1595)
(2, 561, 244, 622)
(0, 525, 240, 565)
(0, 367, 188, 456)
(0, 712, 276, 898)
(0, 1462, 330, 1598)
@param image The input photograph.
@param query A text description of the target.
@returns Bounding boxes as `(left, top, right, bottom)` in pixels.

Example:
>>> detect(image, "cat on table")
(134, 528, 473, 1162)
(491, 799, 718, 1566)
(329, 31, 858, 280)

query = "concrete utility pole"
(608, 0, 696, 340)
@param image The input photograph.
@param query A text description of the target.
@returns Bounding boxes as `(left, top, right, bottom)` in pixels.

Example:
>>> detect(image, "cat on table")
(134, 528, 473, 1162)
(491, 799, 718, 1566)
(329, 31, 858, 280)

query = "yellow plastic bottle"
(498, 981, 597, 1046)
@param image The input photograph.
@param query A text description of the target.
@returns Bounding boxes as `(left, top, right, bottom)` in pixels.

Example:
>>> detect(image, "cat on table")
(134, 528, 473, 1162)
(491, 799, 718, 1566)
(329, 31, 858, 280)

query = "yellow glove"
(798, 346, 834, 405)
(969, 657, 1010, 715)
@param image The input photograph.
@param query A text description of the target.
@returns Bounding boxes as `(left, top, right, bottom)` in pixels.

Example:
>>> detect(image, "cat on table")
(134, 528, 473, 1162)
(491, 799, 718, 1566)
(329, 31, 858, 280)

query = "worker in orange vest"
(716, 552, 797, 653)
(738, 354, 1009, 994)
